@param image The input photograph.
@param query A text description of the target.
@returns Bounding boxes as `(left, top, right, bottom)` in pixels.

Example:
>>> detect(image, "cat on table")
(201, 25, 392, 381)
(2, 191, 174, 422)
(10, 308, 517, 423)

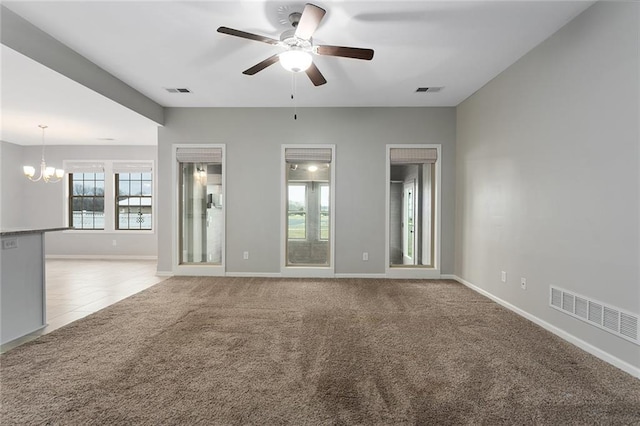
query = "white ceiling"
(1, 0, 593, 146)
(1, 45, 160, 146)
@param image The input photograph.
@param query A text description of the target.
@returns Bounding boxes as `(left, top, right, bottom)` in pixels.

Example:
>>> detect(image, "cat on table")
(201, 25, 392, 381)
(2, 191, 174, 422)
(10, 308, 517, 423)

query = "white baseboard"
(334, 273, 387, 279)
(440, 274, 458, 280)
(385, 268, 442, 279)
(450, 275, 640, 379)
(225, 272, 282, 278)
(154, 272, 453, 280)
(46, 255, 157, 261)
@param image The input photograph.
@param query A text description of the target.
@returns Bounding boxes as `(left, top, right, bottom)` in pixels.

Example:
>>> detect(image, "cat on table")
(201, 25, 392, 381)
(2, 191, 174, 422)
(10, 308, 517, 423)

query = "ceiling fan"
(217, 3, 374, 86)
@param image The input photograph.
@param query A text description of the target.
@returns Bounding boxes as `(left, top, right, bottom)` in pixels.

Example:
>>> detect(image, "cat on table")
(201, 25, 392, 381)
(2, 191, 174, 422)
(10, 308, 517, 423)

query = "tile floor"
(1, 259, 166, 353)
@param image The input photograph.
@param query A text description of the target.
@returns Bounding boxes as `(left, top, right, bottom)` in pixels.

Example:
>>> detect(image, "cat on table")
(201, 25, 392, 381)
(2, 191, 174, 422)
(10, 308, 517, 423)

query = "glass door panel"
(389, 162, 434, 268)
(179, 163, 222, 264)
(286, 163, 330, 266)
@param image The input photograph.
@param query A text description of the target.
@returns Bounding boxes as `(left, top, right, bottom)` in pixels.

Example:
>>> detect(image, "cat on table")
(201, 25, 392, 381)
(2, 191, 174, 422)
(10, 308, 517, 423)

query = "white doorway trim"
(280, 144, 336, 278)
(171, 143, 226, 276)
(385, 144, 442, 279)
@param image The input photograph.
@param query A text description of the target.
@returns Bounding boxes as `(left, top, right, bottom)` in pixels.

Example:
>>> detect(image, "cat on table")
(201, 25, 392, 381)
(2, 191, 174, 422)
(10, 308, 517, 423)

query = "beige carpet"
(1, 277, 639, 424)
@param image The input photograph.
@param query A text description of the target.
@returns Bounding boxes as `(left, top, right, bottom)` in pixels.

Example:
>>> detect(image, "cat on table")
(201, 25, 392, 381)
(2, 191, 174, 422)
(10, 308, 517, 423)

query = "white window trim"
(281, 144, 335, 278)
(171, 144, 226, 277)
(385, 144, 442, 279)
(63, 159, 156, 234)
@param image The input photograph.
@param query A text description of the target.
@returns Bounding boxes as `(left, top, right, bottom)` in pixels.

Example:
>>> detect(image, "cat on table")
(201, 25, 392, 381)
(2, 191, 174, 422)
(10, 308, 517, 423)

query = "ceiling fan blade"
(217, 26, 279, 45)
(294, 3, 326, 40)
(305, 62, 327, 86)
(243, 55, 280, 75)
(316, 45, 374, 61)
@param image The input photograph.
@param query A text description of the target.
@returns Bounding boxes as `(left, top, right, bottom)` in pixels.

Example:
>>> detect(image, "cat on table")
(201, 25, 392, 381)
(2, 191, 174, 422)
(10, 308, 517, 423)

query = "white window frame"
(281, 144, 335, 277)
(171, 144, 226, 277)
(385, 144, 442, 279)
(63, 160, 155, 234)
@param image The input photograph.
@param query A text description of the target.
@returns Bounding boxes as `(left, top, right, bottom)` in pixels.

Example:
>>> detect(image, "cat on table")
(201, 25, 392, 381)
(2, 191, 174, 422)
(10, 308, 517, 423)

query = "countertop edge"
(1, 227, 70, 236)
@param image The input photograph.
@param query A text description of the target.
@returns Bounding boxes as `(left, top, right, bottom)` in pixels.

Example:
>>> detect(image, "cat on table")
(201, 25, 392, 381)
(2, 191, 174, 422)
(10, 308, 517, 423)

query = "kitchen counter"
(1, 227, 69, 236)
(1, 227, 68, 345)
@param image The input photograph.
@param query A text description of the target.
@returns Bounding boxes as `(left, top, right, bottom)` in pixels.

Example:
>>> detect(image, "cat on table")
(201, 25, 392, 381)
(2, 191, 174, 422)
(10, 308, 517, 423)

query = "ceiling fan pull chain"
(291, 71, 295, 101)
(292, 73, 298, 120)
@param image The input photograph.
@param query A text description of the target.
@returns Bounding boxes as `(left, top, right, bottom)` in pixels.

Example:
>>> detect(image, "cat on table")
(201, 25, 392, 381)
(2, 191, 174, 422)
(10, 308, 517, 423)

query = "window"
(65, 160, 154, 232)
(288, 184, 307, 239)
(69, 172, 105, 230)
(116, 172, 153, 230)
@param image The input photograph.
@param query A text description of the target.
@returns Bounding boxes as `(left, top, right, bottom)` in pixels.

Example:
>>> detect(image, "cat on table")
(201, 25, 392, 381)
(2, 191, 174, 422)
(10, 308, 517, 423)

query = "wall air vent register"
(550, 286, 639, 345)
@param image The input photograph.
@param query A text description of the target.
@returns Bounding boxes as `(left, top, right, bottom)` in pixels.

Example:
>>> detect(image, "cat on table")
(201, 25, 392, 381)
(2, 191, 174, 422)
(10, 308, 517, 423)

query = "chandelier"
(23, 125, 64, 183)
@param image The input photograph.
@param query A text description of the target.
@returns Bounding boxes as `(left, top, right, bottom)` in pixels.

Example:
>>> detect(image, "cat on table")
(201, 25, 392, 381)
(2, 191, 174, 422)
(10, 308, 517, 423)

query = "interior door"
(402, 180, 417, 265)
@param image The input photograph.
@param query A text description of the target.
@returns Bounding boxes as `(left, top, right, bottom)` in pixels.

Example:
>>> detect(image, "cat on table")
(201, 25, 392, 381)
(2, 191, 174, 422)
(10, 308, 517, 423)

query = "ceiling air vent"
(416, 87, 443, 93)
(165, 88, 192, 93)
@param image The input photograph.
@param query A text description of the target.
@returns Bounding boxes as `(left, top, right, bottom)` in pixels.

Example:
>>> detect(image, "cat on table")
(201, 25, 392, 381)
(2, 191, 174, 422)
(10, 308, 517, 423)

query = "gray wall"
(455, 2, 639, 368)
(158, 107, 456, 275)
(0, 142, 157, 257)
(0, 141, 26, 228)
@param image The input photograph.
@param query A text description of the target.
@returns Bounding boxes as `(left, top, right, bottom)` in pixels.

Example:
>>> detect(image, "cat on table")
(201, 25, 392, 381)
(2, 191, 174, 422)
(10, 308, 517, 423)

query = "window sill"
(63, 229, 155, 235)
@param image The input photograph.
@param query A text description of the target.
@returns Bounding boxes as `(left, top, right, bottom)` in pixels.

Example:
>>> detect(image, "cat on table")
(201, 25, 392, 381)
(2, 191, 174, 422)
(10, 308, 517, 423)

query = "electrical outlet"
(520, 277, 527, 290)
(112, 239, 117, 246)
(243, 251, 249, 260)
(501, 271, 507, 283)
(2, 238, 18, 250)
(362, 252, 369, 261)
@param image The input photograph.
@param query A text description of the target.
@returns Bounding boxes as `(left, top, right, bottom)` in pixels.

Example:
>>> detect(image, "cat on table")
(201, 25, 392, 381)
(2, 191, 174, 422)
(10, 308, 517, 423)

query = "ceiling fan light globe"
(279, 50, 312, 73)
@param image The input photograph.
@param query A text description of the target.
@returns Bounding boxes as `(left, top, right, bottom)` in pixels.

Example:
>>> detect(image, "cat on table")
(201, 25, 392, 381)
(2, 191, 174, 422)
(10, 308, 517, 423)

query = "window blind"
(285, 147, 332, 163)
(176, 147, 223, 163)
(112, 161, 153, 173)
(64, 161, 105, 174)
(390, 148, 437, 164)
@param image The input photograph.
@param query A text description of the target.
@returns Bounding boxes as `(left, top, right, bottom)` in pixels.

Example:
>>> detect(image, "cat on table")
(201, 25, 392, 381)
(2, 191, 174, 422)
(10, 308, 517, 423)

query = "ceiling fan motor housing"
(289, 11, 302, 27)
(280, 29, 313, 52)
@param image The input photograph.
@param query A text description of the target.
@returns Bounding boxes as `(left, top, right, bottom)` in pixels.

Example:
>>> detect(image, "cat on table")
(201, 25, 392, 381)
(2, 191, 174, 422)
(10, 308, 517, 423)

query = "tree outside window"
(69, 173, 105, 229)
